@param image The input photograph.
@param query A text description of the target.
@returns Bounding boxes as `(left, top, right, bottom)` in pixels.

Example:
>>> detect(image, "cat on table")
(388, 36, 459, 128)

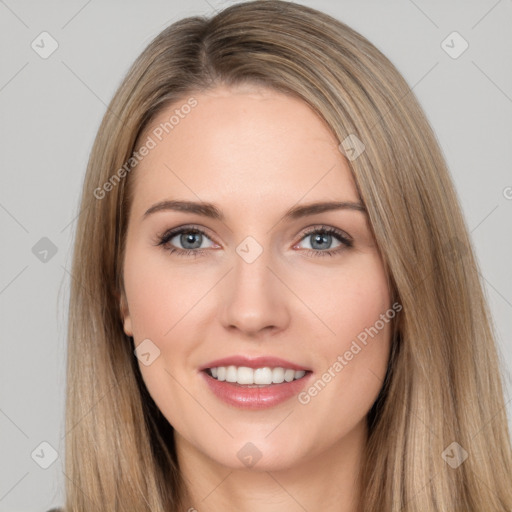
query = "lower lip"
(200, 371, 313, 410)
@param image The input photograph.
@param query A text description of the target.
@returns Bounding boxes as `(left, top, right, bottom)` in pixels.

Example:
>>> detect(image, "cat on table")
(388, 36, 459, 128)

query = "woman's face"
(121, 84, 393, 471)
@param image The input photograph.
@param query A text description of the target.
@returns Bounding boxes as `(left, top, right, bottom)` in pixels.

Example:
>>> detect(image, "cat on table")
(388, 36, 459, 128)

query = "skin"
(120, 83, 393, 511)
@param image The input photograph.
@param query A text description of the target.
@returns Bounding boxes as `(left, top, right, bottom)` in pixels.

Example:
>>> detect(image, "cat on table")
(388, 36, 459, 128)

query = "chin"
(204, 437, 307, 472)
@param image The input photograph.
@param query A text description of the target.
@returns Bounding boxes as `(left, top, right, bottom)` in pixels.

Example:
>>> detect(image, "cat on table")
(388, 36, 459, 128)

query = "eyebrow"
(142, 199, 366, 222)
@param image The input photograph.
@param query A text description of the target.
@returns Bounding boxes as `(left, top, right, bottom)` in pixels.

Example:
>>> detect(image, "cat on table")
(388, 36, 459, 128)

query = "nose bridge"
(233, 238, 273, 292)
(219, 235, 289, 334)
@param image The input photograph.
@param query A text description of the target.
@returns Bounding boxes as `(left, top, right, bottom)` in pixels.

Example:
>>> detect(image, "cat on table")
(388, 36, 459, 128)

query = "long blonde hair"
(64, 1, 512, 510)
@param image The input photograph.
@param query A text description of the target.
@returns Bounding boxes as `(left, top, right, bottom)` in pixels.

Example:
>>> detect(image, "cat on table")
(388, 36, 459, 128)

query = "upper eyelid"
(302, 225, 352, 241)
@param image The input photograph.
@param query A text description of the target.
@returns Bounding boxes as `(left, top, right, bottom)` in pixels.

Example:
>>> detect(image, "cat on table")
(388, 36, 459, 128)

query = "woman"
(59, 1, 512, 510)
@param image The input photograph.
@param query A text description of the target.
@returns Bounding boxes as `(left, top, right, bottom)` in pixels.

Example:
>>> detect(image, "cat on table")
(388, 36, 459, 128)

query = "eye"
(154, 225, 217, 258)
(294, 226, 353, 257)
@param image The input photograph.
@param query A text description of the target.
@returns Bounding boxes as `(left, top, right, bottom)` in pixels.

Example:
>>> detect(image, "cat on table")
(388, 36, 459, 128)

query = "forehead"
(130, 85, 359, 217)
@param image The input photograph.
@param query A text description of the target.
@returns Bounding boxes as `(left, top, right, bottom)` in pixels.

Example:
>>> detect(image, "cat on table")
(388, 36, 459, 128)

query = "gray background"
(1, 0, 511, 510)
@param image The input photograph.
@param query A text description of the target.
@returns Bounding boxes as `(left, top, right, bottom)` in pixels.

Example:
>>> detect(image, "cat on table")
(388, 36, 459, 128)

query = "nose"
(219, 246, 291, 337)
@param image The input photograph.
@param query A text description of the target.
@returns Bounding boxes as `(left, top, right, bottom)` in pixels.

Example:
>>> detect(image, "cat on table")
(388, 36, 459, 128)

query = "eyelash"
(154, 224, 353, 259)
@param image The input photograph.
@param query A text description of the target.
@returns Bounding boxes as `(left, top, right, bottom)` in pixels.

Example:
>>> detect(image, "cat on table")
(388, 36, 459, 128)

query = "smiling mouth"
(204, 366, 311, 386)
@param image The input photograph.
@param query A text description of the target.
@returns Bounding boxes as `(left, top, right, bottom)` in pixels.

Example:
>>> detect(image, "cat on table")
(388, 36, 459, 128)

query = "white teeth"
(225, 365, 237, 382)
(254, 367, 273, 384)
(237, 366, 254, 384)
(216, 366, 226, 381)
(207, 366, 308, 385)
(272, 367, 285, 383)
(284, 369, 295, 382)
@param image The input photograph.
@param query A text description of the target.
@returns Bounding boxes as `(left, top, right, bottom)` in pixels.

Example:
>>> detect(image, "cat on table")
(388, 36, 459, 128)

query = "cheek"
(297, 252, 392, 407)
(123, 246, 208, 419)
(299, 251, 391, 347)
(122, 244, 200, 340)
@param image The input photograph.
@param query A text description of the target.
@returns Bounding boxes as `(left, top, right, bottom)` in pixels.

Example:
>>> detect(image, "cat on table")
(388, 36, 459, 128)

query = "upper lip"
(199, 355, 311, 372)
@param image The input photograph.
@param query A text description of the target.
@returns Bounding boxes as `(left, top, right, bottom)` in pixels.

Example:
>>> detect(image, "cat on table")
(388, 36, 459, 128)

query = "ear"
(118, 290, 133, 337)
